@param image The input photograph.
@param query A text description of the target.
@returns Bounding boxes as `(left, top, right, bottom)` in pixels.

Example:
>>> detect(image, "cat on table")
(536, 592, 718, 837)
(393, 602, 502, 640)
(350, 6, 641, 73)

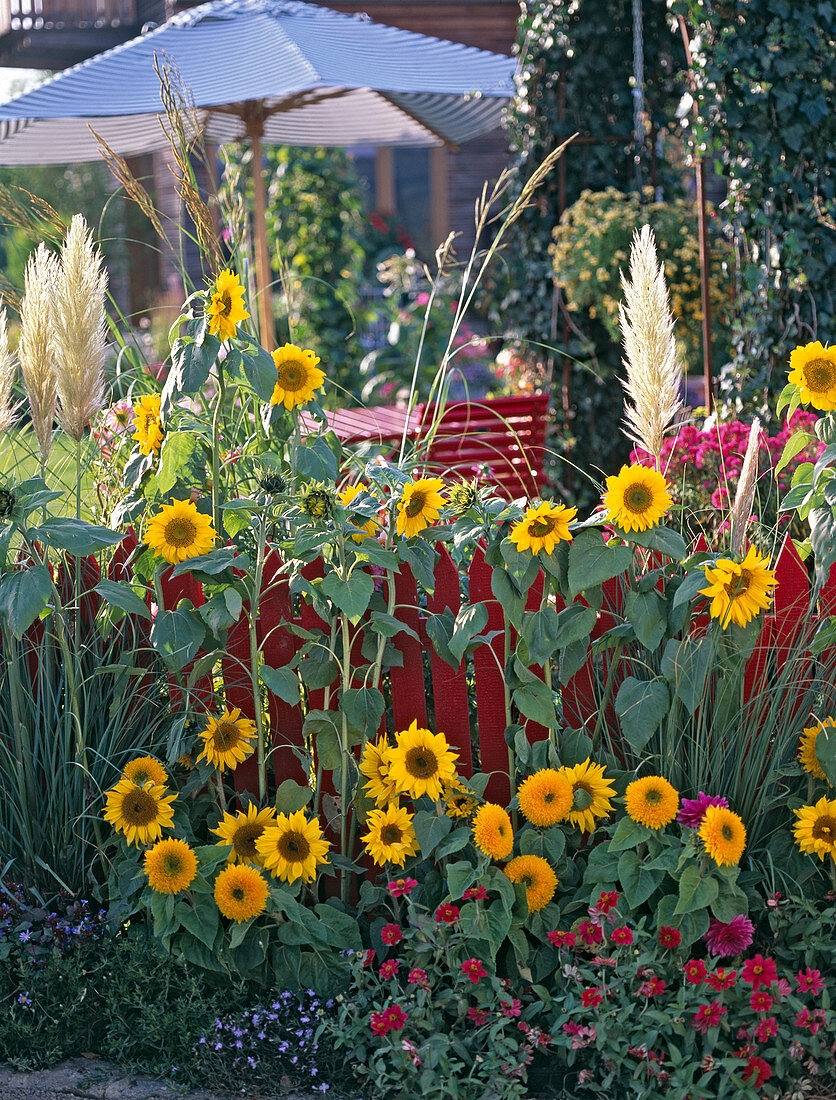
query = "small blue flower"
(17, 992, 32, 1007)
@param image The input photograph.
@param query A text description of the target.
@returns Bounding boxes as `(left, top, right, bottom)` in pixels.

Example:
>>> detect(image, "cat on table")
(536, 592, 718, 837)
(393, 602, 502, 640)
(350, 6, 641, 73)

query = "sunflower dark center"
(277, 361, 306, 390)
(232, 823, 263, 857)
(122, 788, 157, 825)
(528, 516, 556, 538)
(163, 517, 197, 548)
(405, 747, 438, 779)
(278, 830, 310, 861)
(232, 887, 245, 901)
(646, 788, 662, 805)
(405, 491, 428, 518)
(163, 854, 183, 876)
(543, 791, 555, 804)
(812, 816, 836, 842)
(132, 769, 151, 785)
(724, 568, 752, 600)
(521, 875, 533, 888)
(219, 291, 232, 317)
(624, 483, 653, 513)
(722, 824, 734, 841)
(803, 357, 835, 392)
(213, 720, 241, 751)
(381, 824, 402, 844)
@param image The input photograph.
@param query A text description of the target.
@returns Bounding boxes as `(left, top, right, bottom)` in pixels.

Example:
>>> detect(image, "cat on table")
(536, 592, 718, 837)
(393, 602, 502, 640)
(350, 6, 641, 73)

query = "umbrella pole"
(247, 119, 275, 351)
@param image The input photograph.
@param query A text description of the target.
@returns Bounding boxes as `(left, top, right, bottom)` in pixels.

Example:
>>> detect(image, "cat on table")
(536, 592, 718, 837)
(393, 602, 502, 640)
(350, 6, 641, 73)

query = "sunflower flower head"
(387, 721, 458, 801)
(517, 769, 573, 827)
(143, 837, 197, 894)
(798, 719, 835, 785)
(558, 759, 616, 833)
(145, 498, 216, 565)
(504, 854, 557, 911)
(793, 797, 836, 863)
(700, 546, 777, 629)
(197, 707, 257, 772)
(270, 343, 325, 410)
(132, 393, 164, 455)
(256, 810, 330, 883)
(214, 863, 269, 922)
(508, 501, 577, 555)
(443, 777, 479, 820)
(122, 756, 168, 788)
(299, 484, 335, 522)
(206, 269, 250, 342)
(446, 480, 481, 517)
(359, 734, 398, 807)
(212, 803, 277, 866)
(604, 465, 672, 534)
(103, 778, 177, 848)
(699, 805, 747, 866)
(361, 803, 419, 867)
(472, 803, 514, 860)
(340, 482, 380, 542)
(787, 341, 836, 411)
(624, 775, 680, 830)
(396, 477, 447, 538)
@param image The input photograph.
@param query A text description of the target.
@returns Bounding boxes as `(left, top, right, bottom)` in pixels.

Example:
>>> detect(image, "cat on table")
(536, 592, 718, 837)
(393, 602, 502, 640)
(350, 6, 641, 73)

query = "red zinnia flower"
(370, 1003, 407, 1036)
(407, 967, 429, 990)
(658, 926, 681, 949)
(581, 986, 604, 1008)
(692, 1001, 726, 1034)
(684, 959, 707, 986)
(796, 968, 824, 994)
(741, 1056, 771, 1089)
(547, 930, 577, 949)
(578, 920, 603, 946)
(466, 1006, 489, 1025)
(380, 922, 403, 946)
(363, 949, 376, 967)
(706, 968, 737, 992)
(380, 959, 400, 980)
(434, 902, 460, 925)
(594, 890, 620, 914)
(741, 954, 777, 991)
(462, 885, 489, 901)
(611, 925, 634, 946)
(460, 958, 487, 984)
(749, 990, 773, 1013)
(754, 1017, 778, 1043)
(500, 998, 522, 1018)
(387, 877, 418, 897)
(638, 976, 666, 998)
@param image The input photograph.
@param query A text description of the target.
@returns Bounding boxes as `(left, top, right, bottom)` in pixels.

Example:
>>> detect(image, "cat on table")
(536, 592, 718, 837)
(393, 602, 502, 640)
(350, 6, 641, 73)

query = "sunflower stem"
(249, 511, 269, 803)
(540, 573, 554, 748)
(215, 769, 227, 814)
(337, 534, 352, 904)
(503, 616, 516, 823)
(211, 359, 225, 546)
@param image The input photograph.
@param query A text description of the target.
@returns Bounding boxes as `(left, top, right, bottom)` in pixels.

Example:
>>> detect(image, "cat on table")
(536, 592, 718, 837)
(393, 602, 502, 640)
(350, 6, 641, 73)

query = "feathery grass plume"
(19, 244, 59, 464)
(52, 215, 108, 442)
(619, 224, 683, 466)
(730, 418, 762, 555)
(0, 302, 21, 433)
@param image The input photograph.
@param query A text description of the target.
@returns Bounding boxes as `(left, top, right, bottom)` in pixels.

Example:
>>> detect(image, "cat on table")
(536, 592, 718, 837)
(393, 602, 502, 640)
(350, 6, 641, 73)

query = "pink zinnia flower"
(578, 920, 603, 946)
(466, 1006, 489, 1025)
(750, 990, 773, 1012)
(387, 877, 417, 897)
(460, 958, 487, 984)
(592, 890, 620, 915)
(741, 954, 778, 991)
(380, 923, 402, 946)
(500, 998, 522, 1017)
(796, 968, 824, 994)
(678, 792, 730, 829)
(407, 967, 429, 990)
(703, 915, 754, 957)
(380, 959, 400, 980)
(754, 1016, 778, 1043)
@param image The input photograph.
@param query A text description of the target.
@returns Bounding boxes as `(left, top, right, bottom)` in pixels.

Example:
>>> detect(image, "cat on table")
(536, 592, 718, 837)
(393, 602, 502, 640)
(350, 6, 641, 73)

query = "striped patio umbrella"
(0, 0, 515, 345)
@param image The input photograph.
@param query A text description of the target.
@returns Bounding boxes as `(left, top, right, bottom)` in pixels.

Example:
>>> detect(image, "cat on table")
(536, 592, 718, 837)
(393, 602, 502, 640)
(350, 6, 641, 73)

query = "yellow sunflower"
(340, 482, 379, 542)
(798, 718, 835, 784)
(624, 775, 680, 830)
(517, 768, 573, 828)
(558, 758, 616, 833)
(270, 343, 325, 410)
(472, 803, 514, 860)
(103, 778, 177, 848)
(700, 546, 777, 629)
(787, 341, 836, 411)
(359, 734, 398, 807)
(145, 499, 216, 566)
(504, 854, 557, 912)
(212, 803, 277, 866)
(206, 269, 250, 342)
(387, 721, 459, 801)
(699, 805, 747, 866)
(793, 797, 836, 863)
(132, 394, 164, 455)
(604, 465, 672, 533)
(256, 810, 330, 883)
(508, 501, 577, 555)
(122, 756, 168, 788)
(143, 837, 197, 894)
(214, 863, 269, 922)
(396, 477, 447, 538)
(197, 707, 257, 772)
(443, 777, 479, 819)
(361, 803, 419, 867)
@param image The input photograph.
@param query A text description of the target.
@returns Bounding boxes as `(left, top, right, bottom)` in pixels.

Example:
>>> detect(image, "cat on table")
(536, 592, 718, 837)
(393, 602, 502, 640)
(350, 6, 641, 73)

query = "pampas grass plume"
(52, 215, 108, 442)
(19, 244, 59, 465)
(730, 418, 762, 555)
(0, 302, 21, 433)
(619, 225, 683, 466)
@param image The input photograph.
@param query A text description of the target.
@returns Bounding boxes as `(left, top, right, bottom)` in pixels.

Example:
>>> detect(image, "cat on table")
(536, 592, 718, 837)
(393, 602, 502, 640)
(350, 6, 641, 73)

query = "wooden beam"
(375, 147, 395, 213)
(430, 145, 450, 248)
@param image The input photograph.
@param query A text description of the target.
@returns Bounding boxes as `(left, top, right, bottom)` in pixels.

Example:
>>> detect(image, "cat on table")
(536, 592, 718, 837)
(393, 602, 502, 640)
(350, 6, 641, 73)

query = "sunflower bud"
(257, 468, 287, 495)
(300, 485, 334, 520)
(0, 486, 15, 519)
(447, 480, 480, 517)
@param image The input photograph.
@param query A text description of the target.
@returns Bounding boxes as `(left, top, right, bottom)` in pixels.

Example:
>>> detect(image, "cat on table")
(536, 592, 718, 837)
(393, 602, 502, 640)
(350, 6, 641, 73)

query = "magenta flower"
(677, 792, 729, 829)
(703, 915, 754, 957)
